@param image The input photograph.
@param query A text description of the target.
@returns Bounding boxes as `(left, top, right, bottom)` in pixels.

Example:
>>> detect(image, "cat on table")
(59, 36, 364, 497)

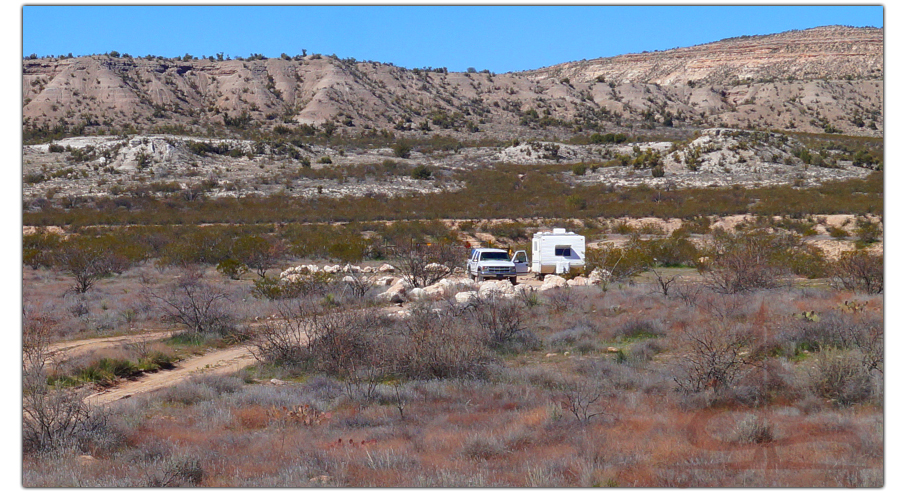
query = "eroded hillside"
(23, 26, 883, 143)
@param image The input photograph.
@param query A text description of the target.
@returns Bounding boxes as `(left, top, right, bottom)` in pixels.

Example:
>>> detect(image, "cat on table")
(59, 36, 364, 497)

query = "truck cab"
(467, 248, 528, 285)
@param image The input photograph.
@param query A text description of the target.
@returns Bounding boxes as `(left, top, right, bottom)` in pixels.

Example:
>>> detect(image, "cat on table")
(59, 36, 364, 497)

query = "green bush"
(411, 165, 433, 180)
(216, 258, 248, 280)
(392, 142, 412, 158)
(585, 244, 651, 283)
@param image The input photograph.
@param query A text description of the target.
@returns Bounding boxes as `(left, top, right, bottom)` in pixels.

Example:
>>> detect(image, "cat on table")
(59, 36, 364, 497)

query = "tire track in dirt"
(84, 344, 257, 405)
(49, 329, 176, 360)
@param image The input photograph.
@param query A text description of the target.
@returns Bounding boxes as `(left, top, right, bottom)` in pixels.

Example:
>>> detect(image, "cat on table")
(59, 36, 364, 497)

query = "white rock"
(567, 277, 589, 287)
(424, 263, 450, 273)
(588, 268, 612, 286)
(478, 280, 515, 298)
(379, 264, 396, 273)
(454, 277, 476, 288)
(422, 283, 446, 299)
(539, 275, 568, 291)
(375, 276, 395, 287)
(514, 283, 536, 295)
(377, 279, 410, 303)
(454, 291, 479, 305)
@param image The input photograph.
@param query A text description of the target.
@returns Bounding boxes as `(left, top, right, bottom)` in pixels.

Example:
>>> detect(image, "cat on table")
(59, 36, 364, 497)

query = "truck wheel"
(510, 277, 517, 286)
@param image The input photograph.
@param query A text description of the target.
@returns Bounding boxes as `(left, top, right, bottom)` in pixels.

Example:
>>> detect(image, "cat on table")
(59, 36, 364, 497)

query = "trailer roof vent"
(552, 228, 567, 234)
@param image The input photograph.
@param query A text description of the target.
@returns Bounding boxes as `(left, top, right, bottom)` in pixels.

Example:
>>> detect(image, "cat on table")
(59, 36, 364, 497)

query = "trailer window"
(555, 246, 572, 257)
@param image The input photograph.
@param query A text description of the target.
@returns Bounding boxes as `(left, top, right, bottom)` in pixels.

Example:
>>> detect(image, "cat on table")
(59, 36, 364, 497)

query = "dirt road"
(84, 344, 256, 405)
(49, 329, 175, 360)
(40, 328, 258, 405)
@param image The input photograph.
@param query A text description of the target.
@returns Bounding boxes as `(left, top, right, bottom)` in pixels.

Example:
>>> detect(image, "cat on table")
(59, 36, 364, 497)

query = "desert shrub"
(467, 296, 538, 352)
(781, 311, 883, 374)
(672, 322, 753, 394)
(584, 244, 651, 283)
(555, 378, 612, 424)
(828, 225, 851, 239)
(461, 433, 508, 460)
(145, 456, 204, 487)
(23, 230, 62, 269)
(544, 285, 574, 312)
(854, 217, 881, 245)
(830, 250, 883, 294)
(249, 299, 317, 366)
(702, 229, 793, 294)
(780, 244, 830, 278)
(804, 348, 874, 406)
(144, 267, 234, 339)
(615, 318, 664, 342)
(410, 165, 433, 180)
(730, 414, 775, 444)
(53, 236, 127, 293)
(390, 237, 460, 288)
(216, 258, 248, 280)
(23, 314, 109, 453)
(627, 339, 664, 364)
(392, 142, 412, 158)
(231, 234, 287, 277)
(395, 305, 495, 379)
(632, 235, 700, 267)
(547, 324, 597, 352)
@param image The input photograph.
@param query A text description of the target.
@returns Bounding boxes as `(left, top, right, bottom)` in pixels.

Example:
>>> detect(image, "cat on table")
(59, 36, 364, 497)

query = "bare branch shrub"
(545, 285, 574, 312)
(144, 456, 204, 487)
(391, 239, 461, 288)
(830, 250, 883, 294)
(556, 378, 612, 424)
(341, 269, 374, 298)
(672, 322, 754, 394)
(649, 266, 678, 297)
(467, 296, 537, 350)
(302, 306, 389, 402)
(54, 237, 119, 294)
(22, 313, 107, 453)
(702, 229, 793, 294)
(395, 305, 494, 379)
(144, 267, 233, 339)
(248, 299, 316, 366)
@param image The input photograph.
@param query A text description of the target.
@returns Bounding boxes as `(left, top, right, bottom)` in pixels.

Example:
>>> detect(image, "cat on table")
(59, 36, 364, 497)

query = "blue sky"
(22, 5, 883, 73)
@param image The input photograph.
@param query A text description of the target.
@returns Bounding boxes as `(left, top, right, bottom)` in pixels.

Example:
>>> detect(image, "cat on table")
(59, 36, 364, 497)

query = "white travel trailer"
(531, 228, 586, 277)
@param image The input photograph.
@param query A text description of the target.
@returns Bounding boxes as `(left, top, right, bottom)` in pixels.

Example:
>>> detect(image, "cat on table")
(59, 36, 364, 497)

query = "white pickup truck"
(466, 248, 529, 285)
